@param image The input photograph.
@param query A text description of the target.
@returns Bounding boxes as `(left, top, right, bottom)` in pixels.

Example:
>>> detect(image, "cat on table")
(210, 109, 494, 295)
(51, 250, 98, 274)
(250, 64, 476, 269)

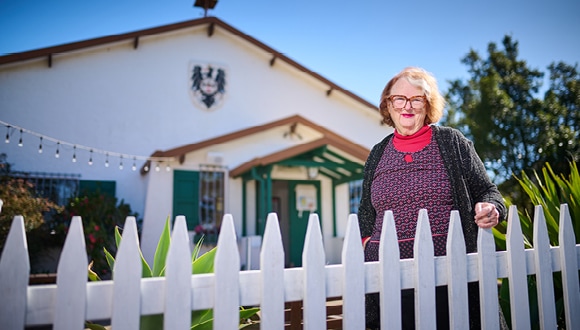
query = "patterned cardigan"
(357, 125, 506, 253)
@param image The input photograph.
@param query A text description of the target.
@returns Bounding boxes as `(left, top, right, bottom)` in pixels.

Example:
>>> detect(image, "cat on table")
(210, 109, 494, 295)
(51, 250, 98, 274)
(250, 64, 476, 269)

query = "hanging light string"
(1, 119, 175, 170)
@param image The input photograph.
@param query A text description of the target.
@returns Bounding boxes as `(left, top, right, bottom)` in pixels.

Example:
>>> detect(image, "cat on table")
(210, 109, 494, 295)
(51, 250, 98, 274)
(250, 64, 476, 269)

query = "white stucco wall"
(0, 20, 392, 264)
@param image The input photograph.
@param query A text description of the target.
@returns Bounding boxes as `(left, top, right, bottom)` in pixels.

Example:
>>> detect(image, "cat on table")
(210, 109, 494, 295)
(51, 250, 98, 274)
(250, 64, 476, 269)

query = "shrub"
(0, 159, 62, 257)
(53, 191, 139, 278)
(493, 161, 579, 329)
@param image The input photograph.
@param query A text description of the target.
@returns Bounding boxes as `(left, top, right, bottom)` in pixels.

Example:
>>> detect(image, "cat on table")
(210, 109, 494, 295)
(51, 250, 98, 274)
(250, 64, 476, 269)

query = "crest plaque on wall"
(189, 62, 227, 111)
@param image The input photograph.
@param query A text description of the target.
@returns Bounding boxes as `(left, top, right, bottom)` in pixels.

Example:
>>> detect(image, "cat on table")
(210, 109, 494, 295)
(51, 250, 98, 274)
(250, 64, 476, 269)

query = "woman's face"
(388, 78, 427, 136)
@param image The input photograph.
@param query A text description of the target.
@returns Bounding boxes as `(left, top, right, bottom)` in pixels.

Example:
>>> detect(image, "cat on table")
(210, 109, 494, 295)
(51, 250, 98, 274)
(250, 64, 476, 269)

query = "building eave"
(0, 16, 378, 112)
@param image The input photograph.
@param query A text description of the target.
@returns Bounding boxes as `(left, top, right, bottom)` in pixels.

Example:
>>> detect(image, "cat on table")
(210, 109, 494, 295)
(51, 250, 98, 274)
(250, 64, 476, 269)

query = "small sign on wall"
(188, 62, 228, 111)
(295, 184, 317, 217)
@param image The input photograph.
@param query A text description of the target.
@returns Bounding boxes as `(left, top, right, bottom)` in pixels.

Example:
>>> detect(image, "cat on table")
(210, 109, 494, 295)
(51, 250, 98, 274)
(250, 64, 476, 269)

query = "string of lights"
(1, 119, 175, 172)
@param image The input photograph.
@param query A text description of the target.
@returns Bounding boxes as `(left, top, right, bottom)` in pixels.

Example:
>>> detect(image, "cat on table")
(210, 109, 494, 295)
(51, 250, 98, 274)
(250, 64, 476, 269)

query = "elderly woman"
(358, 67, 507, 329)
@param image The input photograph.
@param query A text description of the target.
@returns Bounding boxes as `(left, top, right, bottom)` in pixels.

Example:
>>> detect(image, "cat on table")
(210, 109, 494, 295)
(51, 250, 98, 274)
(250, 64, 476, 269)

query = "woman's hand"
(474, 202, 500, 228)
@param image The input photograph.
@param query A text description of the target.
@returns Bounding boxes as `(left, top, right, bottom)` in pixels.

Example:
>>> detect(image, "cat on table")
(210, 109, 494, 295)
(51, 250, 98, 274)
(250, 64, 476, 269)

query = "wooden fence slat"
(54, 216, 88, 330)
(414, 209, 436, 329)
(0, 216, 29, 329)
(477, 226, 500, 330)
(446, 210, 469, 329)
(302, 213, 326, 330)
(558, 204, 580, 329)
(165, 215, 193, 329)
(111, 216, 142, 330)
(260, 212, 285, 330)
(341, 213, 365, 329)
(532, 205, 558, 329)
(86, 281, 113, 320)
(506, 205, 531, 329)
(214, 214, 240, 330)
(379, 210, 402, 330)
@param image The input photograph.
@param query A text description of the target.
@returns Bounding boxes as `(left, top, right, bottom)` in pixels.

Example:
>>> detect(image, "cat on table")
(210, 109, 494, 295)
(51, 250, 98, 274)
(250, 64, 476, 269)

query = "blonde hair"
(378, 67, 446, 127)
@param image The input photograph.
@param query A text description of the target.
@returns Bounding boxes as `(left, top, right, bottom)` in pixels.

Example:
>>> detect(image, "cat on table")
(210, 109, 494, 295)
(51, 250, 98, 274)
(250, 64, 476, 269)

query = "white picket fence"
(0, 204, 579, 329)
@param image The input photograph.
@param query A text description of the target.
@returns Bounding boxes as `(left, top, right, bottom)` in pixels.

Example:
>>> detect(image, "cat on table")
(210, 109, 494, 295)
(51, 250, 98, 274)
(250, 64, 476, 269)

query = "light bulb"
(132, 157, 137, 171)
(38, 137, 43, 153)
(155, 163, 160, 172)
(55, 142, 60, 158)
(4, 126, 9, 143)
(72, 146, 77, 162)
(18, 129, 23, 147)
(88, 150, 93, 165)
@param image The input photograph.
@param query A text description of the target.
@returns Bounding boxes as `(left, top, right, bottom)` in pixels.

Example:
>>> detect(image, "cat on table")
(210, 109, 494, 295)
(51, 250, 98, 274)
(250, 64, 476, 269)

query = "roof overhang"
(145, 115, 369, 183)
(0, 17, 377, 112)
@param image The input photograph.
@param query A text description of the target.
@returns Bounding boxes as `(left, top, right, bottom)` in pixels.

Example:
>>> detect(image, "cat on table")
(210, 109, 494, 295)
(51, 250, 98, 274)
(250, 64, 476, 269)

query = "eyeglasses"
(387, 95, 426, 109)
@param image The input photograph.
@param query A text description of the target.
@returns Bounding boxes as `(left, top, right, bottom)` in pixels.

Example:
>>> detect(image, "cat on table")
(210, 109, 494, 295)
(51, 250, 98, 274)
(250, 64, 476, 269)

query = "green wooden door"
(173, 170, 200, 230)
(288, 180, 321, 267)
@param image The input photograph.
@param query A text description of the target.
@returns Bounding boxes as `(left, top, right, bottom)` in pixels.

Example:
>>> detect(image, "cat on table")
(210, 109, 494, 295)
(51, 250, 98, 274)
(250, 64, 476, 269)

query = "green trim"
(234, 144, 364, 240)
(332, 181, 337, 236)
(242, 177, 247, 236)
(288, 180, 322, 267)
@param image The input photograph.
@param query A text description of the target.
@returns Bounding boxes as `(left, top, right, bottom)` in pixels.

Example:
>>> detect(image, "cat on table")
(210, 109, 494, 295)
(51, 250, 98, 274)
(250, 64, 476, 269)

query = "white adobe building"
(0, 15, 392, 267)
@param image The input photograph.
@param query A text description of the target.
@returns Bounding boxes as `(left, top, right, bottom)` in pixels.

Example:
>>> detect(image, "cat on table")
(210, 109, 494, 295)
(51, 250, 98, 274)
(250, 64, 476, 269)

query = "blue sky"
(1, 0, 579, 105)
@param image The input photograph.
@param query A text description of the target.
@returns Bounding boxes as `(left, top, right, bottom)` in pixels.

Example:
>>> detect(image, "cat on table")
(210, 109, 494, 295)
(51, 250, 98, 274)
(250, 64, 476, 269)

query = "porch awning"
(230, 137, 365, 185)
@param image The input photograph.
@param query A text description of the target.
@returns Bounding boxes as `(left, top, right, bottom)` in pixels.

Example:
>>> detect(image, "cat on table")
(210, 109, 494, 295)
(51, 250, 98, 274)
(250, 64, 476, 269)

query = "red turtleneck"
(393, 125, 432, 152)
(393, 125, 432, 162)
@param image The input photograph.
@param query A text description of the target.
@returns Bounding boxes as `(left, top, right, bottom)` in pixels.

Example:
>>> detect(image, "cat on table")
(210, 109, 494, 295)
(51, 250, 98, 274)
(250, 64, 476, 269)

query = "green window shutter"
(173, 170, 200, 230)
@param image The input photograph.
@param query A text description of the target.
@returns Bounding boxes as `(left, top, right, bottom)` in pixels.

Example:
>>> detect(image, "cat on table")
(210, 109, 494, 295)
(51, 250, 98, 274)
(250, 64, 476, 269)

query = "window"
(11, 172, 80, 206)
(348, 179, 363, 214)
(197, 165, 226, 243)
(11, 172, 116, 208)
(174, 166, 226, 244)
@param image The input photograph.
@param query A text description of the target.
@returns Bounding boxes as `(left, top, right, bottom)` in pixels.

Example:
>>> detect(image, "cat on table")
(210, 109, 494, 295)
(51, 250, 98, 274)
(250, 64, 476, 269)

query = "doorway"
(272, 180, 321, 267)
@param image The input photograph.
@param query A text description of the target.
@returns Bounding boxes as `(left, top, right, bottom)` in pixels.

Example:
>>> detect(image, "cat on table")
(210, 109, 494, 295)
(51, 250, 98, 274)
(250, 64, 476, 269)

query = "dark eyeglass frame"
(387, 95, 427, 109)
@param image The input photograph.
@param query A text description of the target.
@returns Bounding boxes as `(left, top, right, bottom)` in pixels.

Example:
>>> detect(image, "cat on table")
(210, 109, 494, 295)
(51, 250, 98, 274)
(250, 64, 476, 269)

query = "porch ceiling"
(230, 138, 365, 185)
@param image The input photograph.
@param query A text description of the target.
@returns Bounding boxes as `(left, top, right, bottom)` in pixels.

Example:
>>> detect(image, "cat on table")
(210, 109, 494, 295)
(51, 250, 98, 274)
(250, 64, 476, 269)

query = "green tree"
(443, 35, 546, 182)
(538, 62, 580, 175)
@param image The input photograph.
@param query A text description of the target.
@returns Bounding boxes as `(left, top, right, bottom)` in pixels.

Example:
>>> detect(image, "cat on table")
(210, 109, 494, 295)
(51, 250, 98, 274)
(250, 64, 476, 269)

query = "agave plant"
(87, 217, 260, 329)
(493, 161, 579, 329)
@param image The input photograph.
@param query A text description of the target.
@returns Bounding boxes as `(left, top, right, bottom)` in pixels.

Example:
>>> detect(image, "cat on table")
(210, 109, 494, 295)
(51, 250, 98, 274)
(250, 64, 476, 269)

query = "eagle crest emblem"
(189, 63, 227, 111)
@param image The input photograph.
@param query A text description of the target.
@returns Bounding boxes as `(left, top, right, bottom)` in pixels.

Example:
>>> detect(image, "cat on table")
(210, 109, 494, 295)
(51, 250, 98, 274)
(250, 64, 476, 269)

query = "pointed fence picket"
(446, 211, 469, 329)
(379, 210, 402, 329)
(341, 214, 365, 330)
(165, 215, 192, 330)
(111, 216, 141, 330)
(532, 205, 558, 329)
(260, 213, 285, 330)
(302, 214, 327, 330)
(0, 205, 579, 330)
(0, 216, 29, 329)
(506, 206, 531, 329)
(559, 204, 580, 328)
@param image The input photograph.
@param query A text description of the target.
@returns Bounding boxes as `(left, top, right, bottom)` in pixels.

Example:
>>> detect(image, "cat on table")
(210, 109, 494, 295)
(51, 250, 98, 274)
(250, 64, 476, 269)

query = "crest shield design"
(189, 62, 227, 111)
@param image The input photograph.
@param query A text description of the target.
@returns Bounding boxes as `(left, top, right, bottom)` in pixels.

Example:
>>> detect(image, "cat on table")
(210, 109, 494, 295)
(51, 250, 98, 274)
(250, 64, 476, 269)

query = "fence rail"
(0, 205, 579, 329)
